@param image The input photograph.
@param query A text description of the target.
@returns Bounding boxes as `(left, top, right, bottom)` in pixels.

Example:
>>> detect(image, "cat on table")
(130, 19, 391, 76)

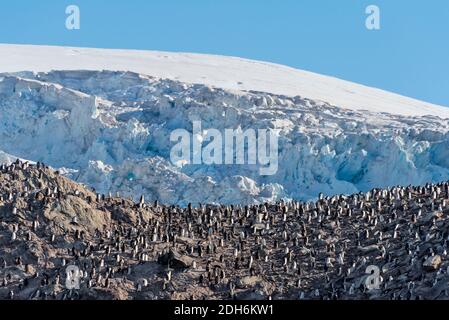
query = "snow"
(1, 44, 449, 205)
(1, 43, 448, 118)
(0, 150, 20, 165)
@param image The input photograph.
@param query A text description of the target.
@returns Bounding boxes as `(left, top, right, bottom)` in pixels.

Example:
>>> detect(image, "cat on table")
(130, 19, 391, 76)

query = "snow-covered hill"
(1, 44, 449, 205)
(1, 44, 449, 118)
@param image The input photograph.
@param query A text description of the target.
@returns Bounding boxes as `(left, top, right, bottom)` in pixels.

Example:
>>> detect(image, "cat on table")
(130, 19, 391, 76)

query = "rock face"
(2, 160, 449, 300)
(2, 71, 449, 206)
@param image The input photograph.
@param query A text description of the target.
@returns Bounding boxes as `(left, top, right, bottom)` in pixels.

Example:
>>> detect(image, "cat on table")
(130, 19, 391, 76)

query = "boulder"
(236, 276, 262, 289)
(157, 249, 194, 269)
(423, 255, 442, 271)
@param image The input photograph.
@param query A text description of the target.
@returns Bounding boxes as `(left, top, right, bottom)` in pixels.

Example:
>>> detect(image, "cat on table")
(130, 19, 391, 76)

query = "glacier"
(1, 67, 449, 206)
(0, 44, 449, 205)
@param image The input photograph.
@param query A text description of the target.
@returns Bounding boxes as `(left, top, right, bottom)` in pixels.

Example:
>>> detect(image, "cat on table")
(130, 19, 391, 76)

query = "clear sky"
(0, 0, 448, 106)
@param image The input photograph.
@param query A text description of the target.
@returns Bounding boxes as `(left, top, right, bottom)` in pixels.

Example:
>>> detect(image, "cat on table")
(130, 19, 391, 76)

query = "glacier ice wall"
(1, 70, 449, 205)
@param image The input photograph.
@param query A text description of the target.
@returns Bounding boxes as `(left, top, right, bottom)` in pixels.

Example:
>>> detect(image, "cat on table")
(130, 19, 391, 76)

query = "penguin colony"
(1, 159, 449, 300)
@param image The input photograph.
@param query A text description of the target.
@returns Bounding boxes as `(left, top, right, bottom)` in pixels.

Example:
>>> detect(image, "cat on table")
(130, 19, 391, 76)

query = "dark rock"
(157, 249, 194, 269)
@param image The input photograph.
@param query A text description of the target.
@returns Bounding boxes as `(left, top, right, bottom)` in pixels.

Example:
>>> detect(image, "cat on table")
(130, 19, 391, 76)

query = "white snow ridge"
(1, 44, 449, 205)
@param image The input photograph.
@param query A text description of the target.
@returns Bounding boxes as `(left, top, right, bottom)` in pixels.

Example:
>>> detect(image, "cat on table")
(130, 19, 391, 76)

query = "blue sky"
(0, 0, 448, 106)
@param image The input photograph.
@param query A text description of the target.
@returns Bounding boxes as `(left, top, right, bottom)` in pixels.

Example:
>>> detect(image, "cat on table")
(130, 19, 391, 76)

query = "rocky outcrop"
(2, 160, 449, 300)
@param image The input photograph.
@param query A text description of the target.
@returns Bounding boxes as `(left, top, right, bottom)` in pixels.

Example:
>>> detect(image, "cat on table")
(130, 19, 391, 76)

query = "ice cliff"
(1, 69, 449, 206)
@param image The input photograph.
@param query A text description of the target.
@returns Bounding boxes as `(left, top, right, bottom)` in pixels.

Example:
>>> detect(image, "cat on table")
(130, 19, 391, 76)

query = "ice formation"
(0, 45, 449, 205)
